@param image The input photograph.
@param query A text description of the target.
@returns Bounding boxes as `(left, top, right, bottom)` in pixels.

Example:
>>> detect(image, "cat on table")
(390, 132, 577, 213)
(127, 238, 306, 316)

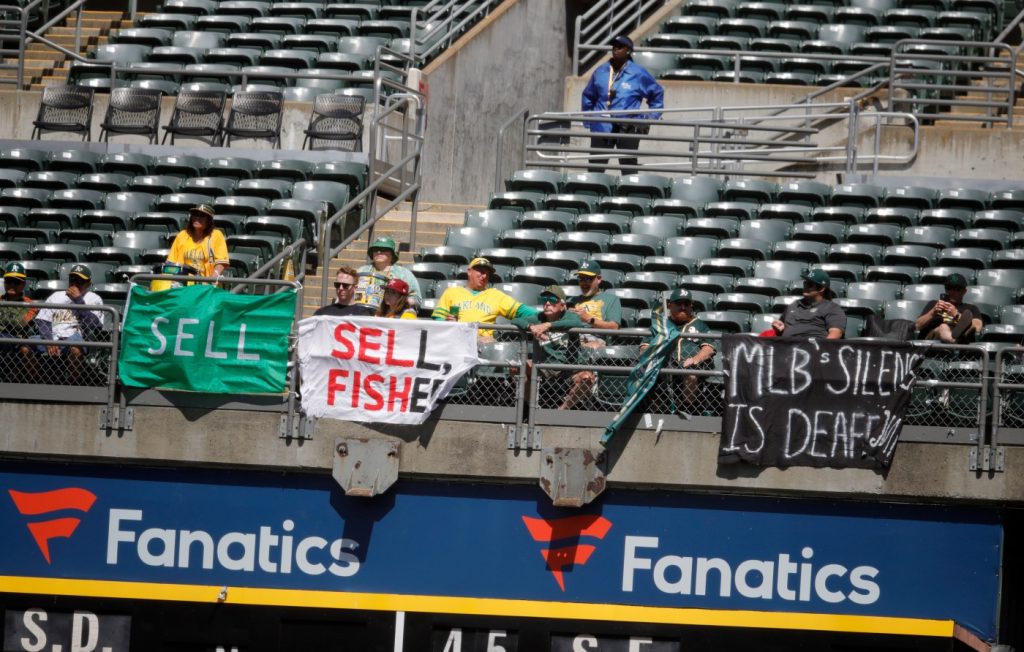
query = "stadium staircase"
(301, 202, 470, 318)
(20, 10, 126, 90)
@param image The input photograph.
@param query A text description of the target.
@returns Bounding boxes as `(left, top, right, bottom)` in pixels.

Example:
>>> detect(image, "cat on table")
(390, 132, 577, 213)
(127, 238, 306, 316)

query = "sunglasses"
(334, 282, 355, 290)
(540, 295, 561, 305)
(668, 300, 692, 308)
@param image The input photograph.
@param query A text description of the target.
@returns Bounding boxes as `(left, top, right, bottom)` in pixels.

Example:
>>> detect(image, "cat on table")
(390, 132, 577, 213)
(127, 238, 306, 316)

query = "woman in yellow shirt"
(166, 204, 230, 279)
(374, 278, 417, 319)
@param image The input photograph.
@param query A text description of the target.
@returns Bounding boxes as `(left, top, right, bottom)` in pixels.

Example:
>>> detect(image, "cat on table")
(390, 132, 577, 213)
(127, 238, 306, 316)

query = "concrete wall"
(417, 0, 571, 204)
(2, 400, 1022, 504)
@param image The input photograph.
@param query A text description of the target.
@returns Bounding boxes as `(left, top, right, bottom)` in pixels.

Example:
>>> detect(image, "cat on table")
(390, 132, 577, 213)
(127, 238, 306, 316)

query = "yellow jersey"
(432, 286, 524, 336)
(167, 229, 230, 278)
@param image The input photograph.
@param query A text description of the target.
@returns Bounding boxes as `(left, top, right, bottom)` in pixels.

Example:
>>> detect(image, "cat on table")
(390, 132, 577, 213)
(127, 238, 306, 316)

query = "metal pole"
(16, 8, 25, 89)
(74, 2, 81, 53)
(572, 15, 583, 75)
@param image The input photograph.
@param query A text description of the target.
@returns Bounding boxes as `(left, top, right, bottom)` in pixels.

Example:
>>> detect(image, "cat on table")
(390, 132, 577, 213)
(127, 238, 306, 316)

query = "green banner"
(119, 284, 297, 393)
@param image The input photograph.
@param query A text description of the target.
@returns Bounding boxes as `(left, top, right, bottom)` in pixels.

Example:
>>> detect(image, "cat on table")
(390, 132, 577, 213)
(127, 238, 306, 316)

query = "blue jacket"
(581, 59, 665, 133)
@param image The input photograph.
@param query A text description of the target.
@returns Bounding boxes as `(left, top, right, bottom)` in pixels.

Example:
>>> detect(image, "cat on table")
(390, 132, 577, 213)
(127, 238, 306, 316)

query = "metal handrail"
(994, 3, 1024, 45)
(573, 0, 668, 74)
(493, 107, 529, 191)
(236, 238, 307, 293)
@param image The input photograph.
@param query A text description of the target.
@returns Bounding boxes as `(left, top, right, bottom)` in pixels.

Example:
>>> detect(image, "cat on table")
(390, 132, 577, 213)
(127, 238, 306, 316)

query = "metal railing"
(572, 0, 669, 74)
(0, 0, 85, 88)
(405, 0, 505, 67)
(499, 102, 918, 179)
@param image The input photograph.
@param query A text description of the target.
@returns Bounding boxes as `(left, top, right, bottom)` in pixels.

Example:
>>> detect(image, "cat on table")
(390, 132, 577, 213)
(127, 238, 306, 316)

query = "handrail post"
(17, 8, 26, 89)
(74, 2, 81, 53)
(572, 15, 582, 74)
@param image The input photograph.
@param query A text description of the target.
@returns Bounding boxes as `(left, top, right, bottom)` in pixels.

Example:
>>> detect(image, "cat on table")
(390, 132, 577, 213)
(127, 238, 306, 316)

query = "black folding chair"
(222, 90, 283, 148)
(302, 93, 364, 151)
(162, 89, 227, 146)
(31, 85, 95, 141)
(99, 87, 163, 144)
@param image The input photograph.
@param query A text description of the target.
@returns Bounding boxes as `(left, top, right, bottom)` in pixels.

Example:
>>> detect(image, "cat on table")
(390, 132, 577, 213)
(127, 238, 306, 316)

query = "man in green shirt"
(511, 285, 585, 408)
(562, 259, 623, 409)
(648, 288, 716, 407)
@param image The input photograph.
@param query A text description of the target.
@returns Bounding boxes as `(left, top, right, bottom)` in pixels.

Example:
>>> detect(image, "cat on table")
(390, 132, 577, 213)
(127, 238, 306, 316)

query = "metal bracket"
(278, 413, 315, 440)
(539, 448, 606, 508)
(969, 447, 1006, 472)
(507, 425, 542, 451)
(99, 405, 134, 431)
(331, 437, 400, 498)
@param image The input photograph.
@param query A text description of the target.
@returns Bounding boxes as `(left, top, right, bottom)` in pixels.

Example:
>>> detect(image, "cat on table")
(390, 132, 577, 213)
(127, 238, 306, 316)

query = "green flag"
(601, 308, 681, 446)
(119, 284, 296, 393)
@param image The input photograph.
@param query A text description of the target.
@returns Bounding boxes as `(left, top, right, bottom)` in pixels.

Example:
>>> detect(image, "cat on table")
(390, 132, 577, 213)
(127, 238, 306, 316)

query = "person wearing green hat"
(511, 285, 586, 407)
(355, 235, 421, 310)
(29, 263, 104, 384)
(166, 204, 229, 280)
(561, 259, 623, 409)
(915, 272, 982, 343)
(0, 262, 37, 365)
(772, 269, 846, 339)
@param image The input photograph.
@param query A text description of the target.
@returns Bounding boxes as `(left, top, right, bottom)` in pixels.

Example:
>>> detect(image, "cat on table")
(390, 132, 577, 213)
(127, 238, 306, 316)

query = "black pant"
(589, 129, 641, 175)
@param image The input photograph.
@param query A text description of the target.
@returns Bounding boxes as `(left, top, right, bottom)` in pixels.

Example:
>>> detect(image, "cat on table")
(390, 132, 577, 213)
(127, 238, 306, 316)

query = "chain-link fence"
(0, 300, 120, 390)
(994, 347, 1024, 443)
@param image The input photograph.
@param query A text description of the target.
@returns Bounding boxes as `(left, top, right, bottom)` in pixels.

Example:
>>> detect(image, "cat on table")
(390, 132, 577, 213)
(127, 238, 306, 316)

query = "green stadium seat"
(217, 196, 271, 218)
(700, 257, 754, 277)
(505, 169, 562, 194)
(100, 153, 154, 176)
(48, 189, 102, 211)
(607, 288, 660, 310)
(705, 201, 759, 221)
(989, 189, 1024, 210)
(591, 252, 644, 273)
(773, 240, 829, 263)
(1, 188, 48, 208)
(541, 194, 596, 216)
(575, 213, 631, 235)
(663, 236, 718, 261)
(500, 228, 556, 251)
(488, 191, 545, 214)
(884, 185, 939, 210)
(77, 173, 131, 193)
(598, 196, 652, 218)
(920, 208, 972, 228)
(609, 234, 663, 257)
(756, 203, 811, 223)
(409, 262, 455, 282)
(791, 221, 845, 244)
(30, 243, 89, 264)
(623, 271, 677, 292)
(476, 248, 534, 267)
(976, 269, 1024, 289)
(847, 281, 902, 302)
(630, 216, 685, 239)
(156, 193, 213, 213)
(937, 188, 989, 211)
(864, 265, 919, 284)
(663, 14, 718, 36)
(562, 172, 616, 197)
(58, 229, 112, 248)
(227, 234, 280, 260)
(133, 212, 187, 233)
(973, 209, 1024, 230)
(919, 266, 975, 284)
(717, 238, 772, 260)
(880, 244, 936, 267)
(936, 247, 991, 269)
(181, 177, 237, 199)
(956, 228, 1010, 250)
(992, 250, 1024, 269)
(19, 260, 60, 281)
(846, 223, 902, 246)
(811, 205, 865, 225)
(25, 209, 80, 231)
(3, 227, 57, 245)
(733, 276, 789, 297)
(882, 298, 930, 322)
(617, 174, 672, 199)
(291, 180, 349, 214)
(419, 245, 475, 265)
(0, 170, 26, 190)
(154, 155, 206, 179)
(24, 172, 78, 191)
(683, 216, 739, 238)
(679, 273, 734, 294)
(86, 246, 141, 266)
(642, 256, 695, 274)
(131, 175, 182, 195)
(670, 176, 723, 203)
(831, 183, 885, 208)
(835, 297, 882, 317)
(684, 0, 740, 18)
(234, 178, 290, 201)
(1000, 305, 1024, 325)
(699, 310, 752, 334)
(828, 243, 882, 265)
(0, 242, 32, 262)
(512, 266, 566, 287)
(866, 207, 918, 226)
(79, 210, 132, 232)
(532, 250, 589, 272)
(555, 231, 610, 254)
(650, 199, 703, 218)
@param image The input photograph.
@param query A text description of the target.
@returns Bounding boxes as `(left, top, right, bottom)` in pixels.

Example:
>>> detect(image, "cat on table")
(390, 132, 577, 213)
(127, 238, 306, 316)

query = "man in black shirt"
(772, 269, 846, 339)
(314, 266, 374, 317)
(915, 273, 982, 343)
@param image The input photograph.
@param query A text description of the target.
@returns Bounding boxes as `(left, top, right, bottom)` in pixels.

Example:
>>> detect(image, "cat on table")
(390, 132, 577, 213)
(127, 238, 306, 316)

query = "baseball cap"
(667, 288, 693, 303)
(385, 278, 409, 295)
(945, 272, 968, 288)
(189, 204, 215, 219)
(468, 257, 495, 271)
(611, 35, 633, 50)
(3, 261, 26, 280)
(575, 260, 602, 277)
(540, 284, 566, 302)
(368, 235, 398, 261)
(802, 268, 831, 288)
(69, 264, 92, 281)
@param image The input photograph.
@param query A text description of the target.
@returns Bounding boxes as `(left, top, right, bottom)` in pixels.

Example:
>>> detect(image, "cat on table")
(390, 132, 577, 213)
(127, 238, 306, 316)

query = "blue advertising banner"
(0, 464, 1002, 641)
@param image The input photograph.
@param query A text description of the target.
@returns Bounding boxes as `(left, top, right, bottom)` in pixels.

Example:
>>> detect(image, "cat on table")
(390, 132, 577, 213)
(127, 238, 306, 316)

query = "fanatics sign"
(297, 316, 479, 424)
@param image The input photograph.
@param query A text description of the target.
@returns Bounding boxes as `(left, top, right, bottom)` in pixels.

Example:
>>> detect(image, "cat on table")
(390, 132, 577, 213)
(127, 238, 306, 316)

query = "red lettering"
(327, 369, 348, 406)
(385, 329, 415, 367)
(358, 327, 383, 364)
(388, 376, 412, 412)
(364, 374, 385, 411)
(351, 370, 362, 408)
(331, 323, 357, 359)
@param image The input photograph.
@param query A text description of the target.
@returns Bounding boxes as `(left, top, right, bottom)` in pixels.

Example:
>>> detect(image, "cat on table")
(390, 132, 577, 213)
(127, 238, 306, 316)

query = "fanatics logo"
(8, 488, 97, 564)
(521, 514, 612, 592)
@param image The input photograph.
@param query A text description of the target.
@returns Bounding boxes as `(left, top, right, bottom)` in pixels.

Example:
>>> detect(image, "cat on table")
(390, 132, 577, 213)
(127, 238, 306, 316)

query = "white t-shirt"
(37, 290, 104, 340)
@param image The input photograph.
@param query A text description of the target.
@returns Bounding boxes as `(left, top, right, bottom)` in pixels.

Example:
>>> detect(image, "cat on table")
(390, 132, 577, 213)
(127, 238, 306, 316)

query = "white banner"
(297, 316, 480, 424)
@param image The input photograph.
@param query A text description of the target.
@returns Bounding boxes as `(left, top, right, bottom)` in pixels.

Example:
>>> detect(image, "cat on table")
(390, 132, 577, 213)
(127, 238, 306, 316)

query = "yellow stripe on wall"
(0, 576, 954, 638)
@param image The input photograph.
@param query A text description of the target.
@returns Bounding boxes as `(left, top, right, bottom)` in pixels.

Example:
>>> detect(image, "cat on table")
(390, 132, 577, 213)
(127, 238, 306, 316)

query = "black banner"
(719, 336, 924, 469)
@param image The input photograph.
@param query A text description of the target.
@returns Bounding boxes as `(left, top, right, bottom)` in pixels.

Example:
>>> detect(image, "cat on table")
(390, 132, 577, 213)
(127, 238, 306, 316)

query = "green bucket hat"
(368, 235, 398, 262)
